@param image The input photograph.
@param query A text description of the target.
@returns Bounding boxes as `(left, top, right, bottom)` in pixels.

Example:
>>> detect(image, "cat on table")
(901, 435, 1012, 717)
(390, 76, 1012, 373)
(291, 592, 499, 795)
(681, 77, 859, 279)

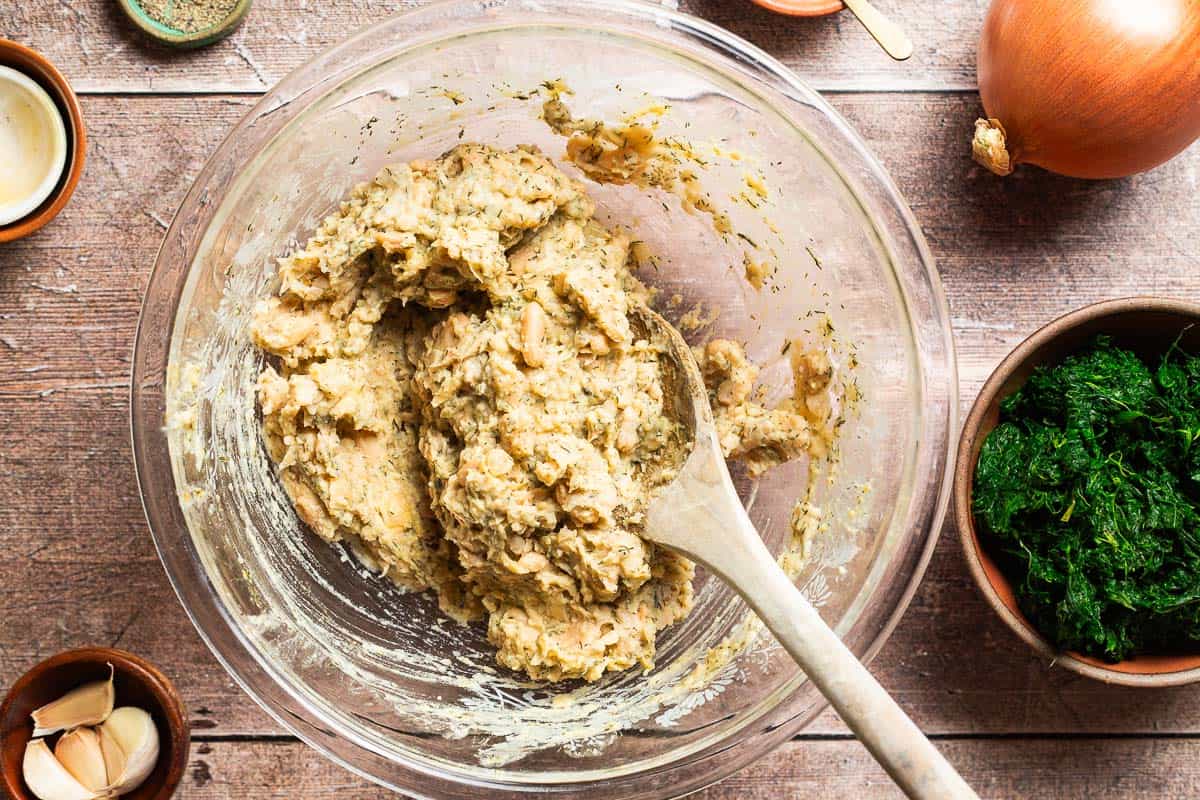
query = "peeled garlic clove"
(31, 665, 115, 737)
(22, 739, 102, 800)
(99, 707, 159, 795)
(54, 728, 108, 793)
(96, 725, 125, 792)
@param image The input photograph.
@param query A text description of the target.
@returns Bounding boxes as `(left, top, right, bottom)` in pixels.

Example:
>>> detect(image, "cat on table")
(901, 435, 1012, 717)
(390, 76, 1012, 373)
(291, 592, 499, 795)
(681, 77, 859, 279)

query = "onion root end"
(972, 118, 1014, 176)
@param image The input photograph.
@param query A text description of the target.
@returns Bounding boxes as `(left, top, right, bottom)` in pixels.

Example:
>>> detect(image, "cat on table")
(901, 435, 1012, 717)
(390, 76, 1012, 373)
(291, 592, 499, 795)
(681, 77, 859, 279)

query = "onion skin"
(976, 0, 1200, 179)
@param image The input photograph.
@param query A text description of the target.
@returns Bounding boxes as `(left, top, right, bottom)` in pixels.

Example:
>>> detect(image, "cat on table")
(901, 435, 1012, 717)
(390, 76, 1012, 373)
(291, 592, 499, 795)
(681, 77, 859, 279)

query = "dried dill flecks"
(973, 334, 1200, 662)
(140, 0, 237, 33)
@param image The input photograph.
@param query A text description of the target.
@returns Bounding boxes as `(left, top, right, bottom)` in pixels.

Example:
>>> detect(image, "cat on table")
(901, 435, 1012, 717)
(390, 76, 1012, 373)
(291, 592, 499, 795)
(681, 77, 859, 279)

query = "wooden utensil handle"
(691, 512, 977, 800)
(842, 0, 914, 61)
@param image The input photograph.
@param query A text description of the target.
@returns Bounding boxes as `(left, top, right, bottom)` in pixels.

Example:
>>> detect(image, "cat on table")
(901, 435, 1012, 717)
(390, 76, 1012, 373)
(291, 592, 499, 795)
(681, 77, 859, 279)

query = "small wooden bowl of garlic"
(0, 648, 188, 800)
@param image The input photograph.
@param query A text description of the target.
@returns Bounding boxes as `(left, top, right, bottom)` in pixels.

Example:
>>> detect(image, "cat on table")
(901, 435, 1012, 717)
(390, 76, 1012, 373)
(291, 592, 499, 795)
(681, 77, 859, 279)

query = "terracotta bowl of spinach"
(955, 296, 1200, 687)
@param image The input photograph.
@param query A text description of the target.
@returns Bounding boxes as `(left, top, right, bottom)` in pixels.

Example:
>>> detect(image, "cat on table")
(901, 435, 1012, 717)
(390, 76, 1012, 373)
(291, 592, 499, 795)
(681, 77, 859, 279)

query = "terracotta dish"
(0, 648, 189, 799)
(955, 297, 1200, 687)
(0, 39, 86, 244)
(750, 0, 845, 17)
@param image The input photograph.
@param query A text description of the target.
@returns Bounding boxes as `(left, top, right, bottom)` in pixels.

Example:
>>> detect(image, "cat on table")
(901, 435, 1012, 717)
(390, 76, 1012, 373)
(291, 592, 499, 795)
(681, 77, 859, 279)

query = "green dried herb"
(973, 334, 1200, 661)
(139, 0, 237, 33)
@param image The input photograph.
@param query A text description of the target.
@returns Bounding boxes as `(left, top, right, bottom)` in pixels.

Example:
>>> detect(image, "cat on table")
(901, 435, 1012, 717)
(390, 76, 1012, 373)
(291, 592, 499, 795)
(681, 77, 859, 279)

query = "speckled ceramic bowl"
(131, 1, 955, 797)
(117, 0, 251, 48)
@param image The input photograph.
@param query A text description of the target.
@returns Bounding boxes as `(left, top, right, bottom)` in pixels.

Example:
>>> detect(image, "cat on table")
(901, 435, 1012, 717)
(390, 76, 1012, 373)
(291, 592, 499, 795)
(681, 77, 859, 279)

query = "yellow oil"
(0, 76, 61, 209)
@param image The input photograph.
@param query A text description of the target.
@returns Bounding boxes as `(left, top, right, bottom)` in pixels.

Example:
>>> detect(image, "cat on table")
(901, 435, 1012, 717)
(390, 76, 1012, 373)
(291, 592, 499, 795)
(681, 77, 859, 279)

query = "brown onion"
(973, 0, 1200, 179)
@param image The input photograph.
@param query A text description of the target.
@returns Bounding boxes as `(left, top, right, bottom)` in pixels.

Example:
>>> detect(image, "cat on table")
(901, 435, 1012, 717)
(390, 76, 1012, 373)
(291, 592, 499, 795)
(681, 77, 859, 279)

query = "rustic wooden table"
(3, 2, 1199, 797)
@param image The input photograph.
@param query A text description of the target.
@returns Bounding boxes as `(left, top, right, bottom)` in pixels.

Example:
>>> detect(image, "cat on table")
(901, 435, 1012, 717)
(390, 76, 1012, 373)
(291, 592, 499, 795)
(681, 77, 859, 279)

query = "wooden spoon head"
(628, 304, 714, 441)
(629, 304, 743, 555)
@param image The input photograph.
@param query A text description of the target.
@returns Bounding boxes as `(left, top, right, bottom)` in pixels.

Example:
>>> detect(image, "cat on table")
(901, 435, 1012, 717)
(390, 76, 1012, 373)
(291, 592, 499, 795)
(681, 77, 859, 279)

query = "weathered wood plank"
(2, 93, 1200, 743)
(2, 0, 985, 95)
(832, 93, 1200, 399)
(180, 736, 1200, 799)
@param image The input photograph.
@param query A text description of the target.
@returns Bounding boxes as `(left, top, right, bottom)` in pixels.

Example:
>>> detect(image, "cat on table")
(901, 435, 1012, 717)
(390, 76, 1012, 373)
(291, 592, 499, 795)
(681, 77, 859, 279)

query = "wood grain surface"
(178, 738, 1200, 799)
(4, 0, 983, 93)
(2, 2, 1199, 798)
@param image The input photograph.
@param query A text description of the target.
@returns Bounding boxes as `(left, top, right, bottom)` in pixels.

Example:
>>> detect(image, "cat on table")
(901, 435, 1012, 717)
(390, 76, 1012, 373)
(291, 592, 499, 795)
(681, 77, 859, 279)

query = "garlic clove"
(99, 706, 159, 795)
(31, 665, 115, 737)
(96, 724, 126, 791)
(54, 728, 108, 793)
(22, 738, 103, 800)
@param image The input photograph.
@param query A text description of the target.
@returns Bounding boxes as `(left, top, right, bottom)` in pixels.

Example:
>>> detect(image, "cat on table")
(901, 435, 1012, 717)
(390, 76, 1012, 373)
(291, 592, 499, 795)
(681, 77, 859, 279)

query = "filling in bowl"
(251, 142, 832, 682)
(142, 7, 953, 788)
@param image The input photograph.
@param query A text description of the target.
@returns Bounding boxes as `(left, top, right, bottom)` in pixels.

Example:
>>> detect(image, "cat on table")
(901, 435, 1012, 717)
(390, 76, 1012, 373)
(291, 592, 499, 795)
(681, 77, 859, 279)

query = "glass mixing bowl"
(130, 1, 956, 797)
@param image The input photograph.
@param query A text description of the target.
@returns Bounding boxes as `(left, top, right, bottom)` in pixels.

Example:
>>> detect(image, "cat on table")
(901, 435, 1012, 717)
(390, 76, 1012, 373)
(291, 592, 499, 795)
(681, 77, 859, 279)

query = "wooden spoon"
(635, 307, 975, 800)
(751, 0, 913, 61)
(843, 0, 914, 61)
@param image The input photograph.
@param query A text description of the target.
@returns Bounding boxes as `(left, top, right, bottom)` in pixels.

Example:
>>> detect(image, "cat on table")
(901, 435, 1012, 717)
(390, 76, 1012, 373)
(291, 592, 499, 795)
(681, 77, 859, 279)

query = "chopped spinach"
(973, 334, 1200, 661)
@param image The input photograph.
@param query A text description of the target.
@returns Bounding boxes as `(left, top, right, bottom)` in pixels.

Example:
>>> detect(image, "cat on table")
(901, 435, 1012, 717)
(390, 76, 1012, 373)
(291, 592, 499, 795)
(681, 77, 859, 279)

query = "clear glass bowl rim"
(130, 1, 959, 797)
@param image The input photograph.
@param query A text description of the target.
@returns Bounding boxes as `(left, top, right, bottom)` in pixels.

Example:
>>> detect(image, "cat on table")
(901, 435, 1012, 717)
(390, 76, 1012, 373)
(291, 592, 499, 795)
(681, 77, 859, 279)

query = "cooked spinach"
(973, 334, 1200, 661)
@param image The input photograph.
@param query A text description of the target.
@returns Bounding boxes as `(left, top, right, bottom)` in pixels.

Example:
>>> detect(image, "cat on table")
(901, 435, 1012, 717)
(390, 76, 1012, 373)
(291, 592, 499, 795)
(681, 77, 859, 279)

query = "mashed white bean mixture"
(252, 144, 829, 682)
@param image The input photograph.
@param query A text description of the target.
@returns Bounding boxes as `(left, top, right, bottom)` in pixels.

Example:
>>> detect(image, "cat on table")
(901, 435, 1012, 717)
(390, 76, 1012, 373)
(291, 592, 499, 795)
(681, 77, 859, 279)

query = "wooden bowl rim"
(954, 296, 1200, 687)
(749, 0, 846, 18)
(0, 647, 190, 800)
(0, 39, 86, 243)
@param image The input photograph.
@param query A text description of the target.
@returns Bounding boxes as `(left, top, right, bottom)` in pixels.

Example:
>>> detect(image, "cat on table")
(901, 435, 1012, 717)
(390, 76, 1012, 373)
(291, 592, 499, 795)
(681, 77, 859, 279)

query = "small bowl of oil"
(0, 39, 85, 243)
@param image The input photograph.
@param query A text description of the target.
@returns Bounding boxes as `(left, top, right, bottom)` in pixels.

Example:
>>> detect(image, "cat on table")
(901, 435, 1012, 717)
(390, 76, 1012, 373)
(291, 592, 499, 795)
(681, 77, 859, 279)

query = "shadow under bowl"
(0, 39, 86, 244)
(955, 297, 1200, 687)
(0, 648, 190, 800)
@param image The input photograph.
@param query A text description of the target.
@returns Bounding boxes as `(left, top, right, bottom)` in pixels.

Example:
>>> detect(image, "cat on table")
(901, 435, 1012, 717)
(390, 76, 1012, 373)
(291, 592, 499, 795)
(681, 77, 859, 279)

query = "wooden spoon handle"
(841, 0, 914, 61)
(693, 513, 976, 799)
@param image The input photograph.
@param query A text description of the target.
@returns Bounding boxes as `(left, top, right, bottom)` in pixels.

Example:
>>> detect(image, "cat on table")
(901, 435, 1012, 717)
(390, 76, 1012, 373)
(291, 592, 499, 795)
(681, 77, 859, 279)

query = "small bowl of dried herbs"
(118, 0, 251, 48)
(955, 297, 1200, 686)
